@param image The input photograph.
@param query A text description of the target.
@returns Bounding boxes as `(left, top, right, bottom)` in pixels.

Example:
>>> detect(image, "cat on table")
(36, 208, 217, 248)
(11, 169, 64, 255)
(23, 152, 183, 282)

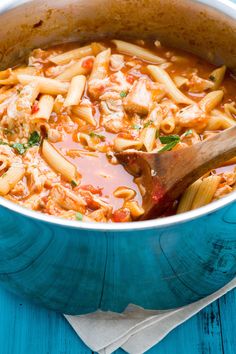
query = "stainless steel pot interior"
(0, 0, 236, 231)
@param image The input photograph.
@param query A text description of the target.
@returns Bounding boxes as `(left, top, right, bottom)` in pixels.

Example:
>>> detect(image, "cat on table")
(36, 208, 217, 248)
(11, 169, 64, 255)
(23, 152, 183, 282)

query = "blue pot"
(0, 0, 235, 314)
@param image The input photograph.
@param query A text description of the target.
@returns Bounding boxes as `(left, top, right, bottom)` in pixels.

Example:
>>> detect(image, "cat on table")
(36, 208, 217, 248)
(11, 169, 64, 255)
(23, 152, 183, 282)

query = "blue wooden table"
(0, 285, 235, 354)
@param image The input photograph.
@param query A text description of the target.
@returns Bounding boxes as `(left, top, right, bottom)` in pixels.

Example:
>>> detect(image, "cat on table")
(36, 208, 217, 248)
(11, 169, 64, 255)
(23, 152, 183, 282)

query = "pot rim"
(0, 0, 236, 231)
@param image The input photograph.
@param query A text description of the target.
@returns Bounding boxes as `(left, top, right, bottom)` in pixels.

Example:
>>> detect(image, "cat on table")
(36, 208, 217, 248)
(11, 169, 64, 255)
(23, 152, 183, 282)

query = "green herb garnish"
(143, 120, 153, 128)
(120, 91, 127, 98)
(132, 124, 142, 130)
(28, 131, 41, 147)
(89, 132, 106, 141)
(0, 131, 41, 155)
(71, 180, 78, 188)
(75, 212, 83, 221)
(12, 143, 26, 155)
(183, 129, 193, 137)
(158, 134, 180, 153)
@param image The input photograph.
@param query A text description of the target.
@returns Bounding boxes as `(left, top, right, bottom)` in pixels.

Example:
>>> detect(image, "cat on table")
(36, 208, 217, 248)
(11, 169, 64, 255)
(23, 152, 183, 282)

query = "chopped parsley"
(71, 180, 78, 188)
(12, 143, 27, 155)
(89, 132, 106, 141)
(158, 134, 180, 153)
(28, 131, 41, 147)
(143, 120, 153, 128)
(183, 129, 193, 137)
(120, 91, 127, 98)
(75, 212, 83, 221)
(0, 131, 41, 155)
(132, 124, 142, 130)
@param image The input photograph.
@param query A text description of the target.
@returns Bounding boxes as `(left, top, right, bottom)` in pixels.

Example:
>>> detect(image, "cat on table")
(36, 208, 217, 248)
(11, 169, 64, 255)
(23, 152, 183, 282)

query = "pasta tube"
(177, 179, 202, 213)
(209, 65, 226, 90)
(50, 45, 93, 65)
(191, 175, 221, 210)
(32, 94, 54, 121)
(199, 90, 224, 113)
(17, 74, 69, 95)
(207, 110, 236, 130)
(113, 137, 141, 152)
(112, 40, 165, 64)
(64, 75, 86, 107)
(160, 115, 175, 134)
(147, 65, 194, 105)
(141, 126, 157, 152)
(89, 48, 111, 82)
(0, 163, 25, 196)
(56, 57, 94, 81)
(42, 140, 78, 182)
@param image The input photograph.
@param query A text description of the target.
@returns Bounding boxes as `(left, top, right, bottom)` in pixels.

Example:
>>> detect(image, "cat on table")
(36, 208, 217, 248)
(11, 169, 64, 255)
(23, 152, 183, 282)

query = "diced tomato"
(31, 102, 39, 114)
(79, 184, 103, 196)
(126, 74, 135, 84)
(113, 208, 130, 222)
(82, 58, 94, 71)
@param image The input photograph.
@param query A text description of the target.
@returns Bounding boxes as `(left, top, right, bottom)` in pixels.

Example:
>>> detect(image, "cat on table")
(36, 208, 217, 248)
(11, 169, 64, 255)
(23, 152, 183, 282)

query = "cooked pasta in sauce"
(0, 39, 235, 222)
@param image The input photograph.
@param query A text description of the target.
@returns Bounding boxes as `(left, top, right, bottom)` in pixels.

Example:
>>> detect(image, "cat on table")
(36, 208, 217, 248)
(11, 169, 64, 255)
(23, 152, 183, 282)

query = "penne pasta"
(207, 109, 236, 130)
(112, 40, 166, 64)
(191, 175, 221, 210)
(50, 45, 93, 65)
(209, 65, 226, 90)
(31, 94, 54, 121)
(160, 115, 175, 134)
(0, 163, 25, 196)
(42, 140, 78, 182)
(64, 75, 86, 107)
(0, 66, 38, 86)
(56, 56, 94, 81)
(17, 74, 69, 95)
(113, 186, 136, 200)
(123, 200, 145, 219)
(199, 90, 224, 113)
(147, 65, 194, 105)
(89, 48, 111, 82)
(141, 126, 157, 152)
(113, 137, 141, 152)
(224, 102, 236, 118)
(177, 179, 202, 213)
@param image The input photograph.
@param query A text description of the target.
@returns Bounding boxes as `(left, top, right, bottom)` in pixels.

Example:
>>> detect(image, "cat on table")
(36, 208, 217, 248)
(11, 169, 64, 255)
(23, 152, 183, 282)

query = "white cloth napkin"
(65, 278, 236, 354)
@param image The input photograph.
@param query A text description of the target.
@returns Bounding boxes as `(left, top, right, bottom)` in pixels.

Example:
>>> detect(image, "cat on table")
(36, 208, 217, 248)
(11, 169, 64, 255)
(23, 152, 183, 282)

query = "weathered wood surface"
(0, 286, 235, 354)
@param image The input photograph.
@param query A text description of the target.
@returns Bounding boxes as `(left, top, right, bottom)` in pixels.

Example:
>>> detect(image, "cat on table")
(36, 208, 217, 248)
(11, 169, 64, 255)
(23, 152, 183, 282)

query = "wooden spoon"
(116, 126, 236, 220)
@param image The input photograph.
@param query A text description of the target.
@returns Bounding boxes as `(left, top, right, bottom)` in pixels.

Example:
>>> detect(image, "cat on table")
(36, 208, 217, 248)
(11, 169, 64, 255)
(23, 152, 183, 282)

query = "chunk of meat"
(123, 78, 152, 115)
(175, 104, 207, 128)
(50, 184, 86, 213)
(88, 71, 131, 99)
(24, 147, 59, 192)
(110, 54, 124, 71)
(187, 73, 214, 93)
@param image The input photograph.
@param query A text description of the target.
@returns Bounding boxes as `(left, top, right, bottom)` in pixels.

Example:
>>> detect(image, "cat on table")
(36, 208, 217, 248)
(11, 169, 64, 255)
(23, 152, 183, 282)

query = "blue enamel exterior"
(0, 202, 235, 314)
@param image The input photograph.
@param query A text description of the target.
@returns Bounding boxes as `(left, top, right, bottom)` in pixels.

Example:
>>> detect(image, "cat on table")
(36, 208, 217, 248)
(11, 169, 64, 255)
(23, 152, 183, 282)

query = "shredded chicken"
(123, 78, 152, 115)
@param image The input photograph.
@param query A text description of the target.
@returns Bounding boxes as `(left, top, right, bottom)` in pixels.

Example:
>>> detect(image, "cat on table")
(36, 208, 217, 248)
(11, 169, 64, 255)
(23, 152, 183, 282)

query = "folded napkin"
(65, 278, 236, 354)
